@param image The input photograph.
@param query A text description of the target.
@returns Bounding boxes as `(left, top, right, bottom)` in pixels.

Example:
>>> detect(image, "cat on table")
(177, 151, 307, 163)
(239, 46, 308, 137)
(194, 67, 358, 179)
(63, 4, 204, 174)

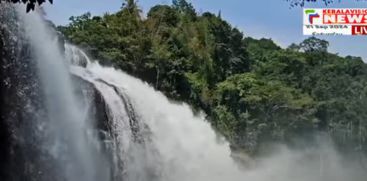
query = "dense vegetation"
(59, 0, 367, 154)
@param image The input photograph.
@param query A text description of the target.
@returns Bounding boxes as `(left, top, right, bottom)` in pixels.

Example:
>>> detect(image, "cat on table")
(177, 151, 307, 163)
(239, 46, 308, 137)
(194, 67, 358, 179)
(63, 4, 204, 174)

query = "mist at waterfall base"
(14, 6, 367, 181)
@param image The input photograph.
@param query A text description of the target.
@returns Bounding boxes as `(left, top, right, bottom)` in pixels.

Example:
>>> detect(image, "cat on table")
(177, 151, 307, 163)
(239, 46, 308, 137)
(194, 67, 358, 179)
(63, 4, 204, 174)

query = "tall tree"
(299, 37, 329, 53)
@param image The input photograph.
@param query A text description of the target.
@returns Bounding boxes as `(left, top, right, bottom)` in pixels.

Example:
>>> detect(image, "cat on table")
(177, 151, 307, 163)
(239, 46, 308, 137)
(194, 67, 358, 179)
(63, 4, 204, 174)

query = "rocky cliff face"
(0, 5, 50, 180)
(0, 5, 111, 180)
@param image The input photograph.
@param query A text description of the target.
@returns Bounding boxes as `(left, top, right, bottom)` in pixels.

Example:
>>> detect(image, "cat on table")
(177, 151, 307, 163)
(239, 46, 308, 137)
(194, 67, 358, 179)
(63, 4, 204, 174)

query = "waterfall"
(67, 47, 245, 181)
(64, 43, 367, 181)
(5, 4, 366, 181)
(16, 7, 110, 181)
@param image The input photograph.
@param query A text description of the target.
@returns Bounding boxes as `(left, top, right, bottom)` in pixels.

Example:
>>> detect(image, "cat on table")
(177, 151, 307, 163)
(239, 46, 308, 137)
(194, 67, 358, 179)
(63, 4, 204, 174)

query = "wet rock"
(0, 5, 62, 181)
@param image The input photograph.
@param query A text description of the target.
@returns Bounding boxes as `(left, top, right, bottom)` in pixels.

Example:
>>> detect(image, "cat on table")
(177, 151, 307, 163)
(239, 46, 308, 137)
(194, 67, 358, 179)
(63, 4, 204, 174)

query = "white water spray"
(17, 7, 110, 181)
(68, 45, 367, 181)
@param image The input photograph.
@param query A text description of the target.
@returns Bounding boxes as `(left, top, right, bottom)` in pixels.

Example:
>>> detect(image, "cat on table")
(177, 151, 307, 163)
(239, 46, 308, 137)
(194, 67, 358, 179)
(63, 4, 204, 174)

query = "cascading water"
(4, 4, 367, 181)
(66, 46, 367, 181)
(16, 7, 110, 181)
(67, 45, 245, 181)
(67, 44, 161, 181)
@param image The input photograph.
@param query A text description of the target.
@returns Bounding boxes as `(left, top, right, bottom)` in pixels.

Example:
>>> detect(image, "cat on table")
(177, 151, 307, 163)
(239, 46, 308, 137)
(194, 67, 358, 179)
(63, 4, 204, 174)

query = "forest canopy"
(0, 0, 359, 13)
(58, 0, 367, 155)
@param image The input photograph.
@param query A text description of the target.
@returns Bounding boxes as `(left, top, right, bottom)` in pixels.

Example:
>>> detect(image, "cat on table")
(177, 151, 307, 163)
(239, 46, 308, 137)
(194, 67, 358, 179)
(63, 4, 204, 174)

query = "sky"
(44, 0, 367, 61)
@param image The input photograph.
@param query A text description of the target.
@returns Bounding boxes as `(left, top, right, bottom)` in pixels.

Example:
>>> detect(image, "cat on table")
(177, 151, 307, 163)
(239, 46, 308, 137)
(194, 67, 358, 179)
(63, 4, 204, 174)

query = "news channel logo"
(303, 8, 367, 35)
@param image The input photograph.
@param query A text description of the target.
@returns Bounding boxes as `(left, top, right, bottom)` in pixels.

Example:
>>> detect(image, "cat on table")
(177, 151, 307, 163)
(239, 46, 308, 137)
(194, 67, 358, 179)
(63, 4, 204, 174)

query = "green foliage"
(299, 36, 329, 53)
(60, 0, 367, 154)
(212, 73, 315, 152)
(172, 0, 196, 19)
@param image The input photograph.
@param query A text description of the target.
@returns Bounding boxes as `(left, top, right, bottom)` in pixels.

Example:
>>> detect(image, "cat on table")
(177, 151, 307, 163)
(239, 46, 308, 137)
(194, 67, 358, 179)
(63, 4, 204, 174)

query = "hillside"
(58, 0, 367, 154)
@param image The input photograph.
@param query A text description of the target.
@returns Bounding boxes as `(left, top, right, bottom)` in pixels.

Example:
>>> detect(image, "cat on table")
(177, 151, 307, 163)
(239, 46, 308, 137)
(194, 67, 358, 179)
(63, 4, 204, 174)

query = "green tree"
(299, 37, 329, 53)
(59, 0, 367, 155)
